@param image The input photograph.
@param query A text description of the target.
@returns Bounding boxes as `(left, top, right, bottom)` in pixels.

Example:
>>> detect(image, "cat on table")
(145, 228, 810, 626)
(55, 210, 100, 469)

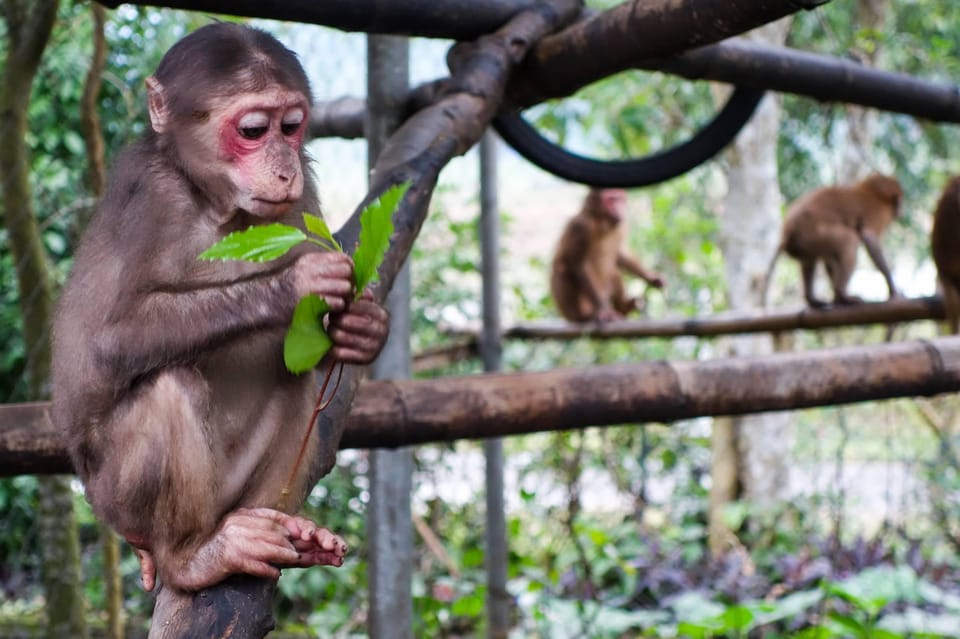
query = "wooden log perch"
(6, 336, 960, 474)
(505, 0, 829, 108)
(98, 0, 561, 40)
(444, 296, 946, 341)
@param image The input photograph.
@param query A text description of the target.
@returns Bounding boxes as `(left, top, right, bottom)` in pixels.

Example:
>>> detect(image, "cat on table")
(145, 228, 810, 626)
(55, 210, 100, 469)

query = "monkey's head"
(145, 23, 313, 219)
(586, 188, 628, 227)
(862, 174, 903, 217)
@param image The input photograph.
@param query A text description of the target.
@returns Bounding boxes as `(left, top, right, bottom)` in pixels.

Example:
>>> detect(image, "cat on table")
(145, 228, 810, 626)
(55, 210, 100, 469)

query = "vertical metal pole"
(479, 131, 510, 638)
(366, 34, 413, 639)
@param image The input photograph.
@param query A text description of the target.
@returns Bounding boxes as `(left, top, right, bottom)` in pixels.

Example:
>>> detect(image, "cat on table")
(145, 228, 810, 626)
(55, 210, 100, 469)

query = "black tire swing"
(492, 86, 766, 188)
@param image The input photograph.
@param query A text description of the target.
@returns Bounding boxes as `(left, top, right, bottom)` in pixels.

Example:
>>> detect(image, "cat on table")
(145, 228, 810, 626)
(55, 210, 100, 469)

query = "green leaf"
(199, 223, 306, 262)
(302, 213, 341, 252)
(721, 605, 755, 631)
(283, 294, 333, 373)
(352, 181, 409, 296)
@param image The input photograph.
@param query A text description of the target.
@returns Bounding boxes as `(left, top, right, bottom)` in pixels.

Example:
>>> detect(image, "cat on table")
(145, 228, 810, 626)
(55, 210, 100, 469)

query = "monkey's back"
(781, 183, 896, 260)
(932, 177, 960, 289)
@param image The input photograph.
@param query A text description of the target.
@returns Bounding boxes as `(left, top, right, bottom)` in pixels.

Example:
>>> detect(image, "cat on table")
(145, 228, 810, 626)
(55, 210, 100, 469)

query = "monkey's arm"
(617, 252, 665, 288)
(859, 231, 899, 298)
(94, 251, 354, 380)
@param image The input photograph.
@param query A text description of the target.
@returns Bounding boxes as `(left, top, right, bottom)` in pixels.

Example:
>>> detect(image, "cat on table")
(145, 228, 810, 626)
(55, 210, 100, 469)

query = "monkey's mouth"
(249, 197, 296, 217)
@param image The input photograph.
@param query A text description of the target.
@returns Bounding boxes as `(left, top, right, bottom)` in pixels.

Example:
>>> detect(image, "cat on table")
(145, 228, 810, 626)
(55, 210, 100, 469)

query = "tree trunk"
(838, 0, 889, 183)
(711, 18, 794, 552)
(0, 2, 88, 638)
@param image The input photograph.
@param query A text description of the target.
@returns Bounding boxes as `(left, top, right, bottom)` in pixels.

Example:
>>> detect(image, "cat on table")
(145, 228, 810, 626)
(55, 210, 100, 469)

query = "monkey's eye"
(281, 108, 305, 137)
(238, 112, 270, 140)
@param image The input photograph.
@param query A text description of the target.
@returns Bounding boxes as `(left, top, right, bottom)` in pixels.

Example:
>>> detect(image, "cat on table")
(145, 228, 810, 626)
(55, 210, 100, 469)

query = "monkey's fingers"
(336, 298, 390, 327)
(292, 548, 345, 568)
(289, 528, 348, 568)
(278, 513, 321, 542)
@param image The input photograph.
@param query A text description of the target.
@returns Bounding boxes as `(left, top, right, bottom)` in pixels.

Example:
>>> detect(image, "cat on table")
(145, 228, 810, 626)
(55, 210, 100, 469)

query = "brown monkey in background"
(52, 24, 389, 593)
(931, 176, 960, 333)
(764, 173, 902, 308)
(550, 188, 665, 322)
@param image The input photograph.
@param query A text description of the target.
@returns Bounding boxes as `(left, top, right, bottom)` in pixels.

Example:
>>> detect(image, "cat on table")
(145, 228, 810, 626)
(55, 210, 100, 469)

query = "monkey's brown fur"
(765, 173, 902, 308)
(931, 176, 960, 333)
(550, 188, 665, 322)
(52, 24, 388, 593)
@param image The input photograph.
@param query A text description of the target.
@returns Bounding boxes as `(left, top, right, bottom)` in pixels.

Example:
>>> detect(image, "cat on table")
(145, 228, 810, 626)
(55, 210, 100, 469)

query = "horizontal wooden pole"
(646, 39, 960, 124)
(446, 296, 945, 341)
(98, 0, 555, 40)
(4, 336, 960, 476)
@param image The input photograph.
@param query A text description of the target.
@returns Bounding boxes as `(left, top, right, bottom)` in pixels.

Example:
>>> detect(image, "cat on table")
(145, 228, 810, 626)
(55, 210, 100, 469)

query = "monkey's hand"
(291, 252, 357, 312)
(280, 514, 348, 568)
(647, 272, 666, 289)
(327, 289, 390, 364)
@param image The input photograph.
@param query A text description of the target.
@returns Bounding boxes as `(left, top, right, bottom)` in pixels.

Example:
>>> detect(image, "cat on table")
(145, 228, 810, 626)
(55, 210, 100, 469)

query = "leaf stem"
(306, 237, 342, 252)
(276, 360, 345, 512)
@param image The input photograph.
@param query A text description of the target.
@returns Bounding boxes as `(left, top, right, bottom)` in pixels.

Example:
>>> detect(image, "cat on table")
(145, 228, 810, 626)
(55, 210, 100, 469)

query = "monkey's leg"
(611, 276, 639, 317)
(90, 371, 308, 592)
(826, 241, 863, 306)
(860, 231, 899, 300)
(800, 260, 828, 308)
(942, 279, 960, 335)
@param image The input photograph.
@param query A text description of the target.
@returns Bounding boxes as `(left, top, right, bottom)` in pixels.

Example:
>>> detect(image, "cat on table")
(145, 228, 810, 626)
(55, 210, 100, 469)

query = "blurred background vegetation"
(3, 0, 960, 637)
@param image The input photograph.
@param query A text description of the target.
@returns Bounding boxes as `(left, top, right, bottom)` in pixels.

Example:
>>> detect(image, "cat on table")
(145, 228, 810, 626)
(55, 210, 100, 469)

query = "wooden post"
(365, 33, 414, 639)
(479, 131, 510, 638)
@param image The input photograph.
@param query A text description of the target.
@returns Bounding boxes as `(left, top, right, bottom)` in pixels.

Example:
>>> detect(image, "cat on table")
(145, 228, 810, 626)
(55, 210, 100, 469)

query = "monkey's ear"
(145, 76, 169, 134)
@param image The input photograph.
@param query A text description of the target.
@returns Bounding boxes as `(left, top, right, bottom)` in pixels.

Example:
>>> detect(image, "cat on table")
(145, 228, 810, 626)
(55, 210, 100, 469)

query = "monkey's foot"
(133, 547, 158, 592)
(833, 294, 865, 306)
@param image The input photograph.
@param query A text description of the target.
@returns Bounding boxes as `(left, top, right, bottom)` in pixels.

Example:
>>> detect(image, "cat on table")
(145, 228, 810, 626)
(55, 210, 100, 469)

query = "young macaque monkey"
(931, 176, 960, 333)
(51, 24, 389, 593)
(764, 173, 902, 309)
(550, 188, 665, 322)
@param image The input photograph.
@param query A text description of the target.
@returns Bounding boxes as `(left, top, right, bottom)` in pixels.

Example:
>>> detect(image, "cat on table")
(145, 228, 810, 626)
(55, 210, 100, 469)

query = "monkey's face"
(213, 87, 309, 218)
(597, 189, 627, 226)
(167, 86, 310, 219)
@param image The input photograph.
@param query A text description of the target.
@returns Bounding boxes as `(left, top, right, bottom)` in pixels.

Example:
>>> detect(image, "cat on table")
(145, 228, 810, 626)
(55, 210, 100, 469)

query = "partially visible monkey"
(51, 24, 390, 593)
(931, 176, 960, 333)
(764, 173, 902, 308)
(550, 188, 665, 322)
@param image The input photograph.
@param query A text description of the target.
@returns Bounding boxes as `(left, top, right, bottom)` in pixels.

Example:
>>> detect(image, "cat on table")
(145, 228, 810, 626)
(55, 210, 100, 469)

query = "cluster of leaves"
(199, 183, 406, 372)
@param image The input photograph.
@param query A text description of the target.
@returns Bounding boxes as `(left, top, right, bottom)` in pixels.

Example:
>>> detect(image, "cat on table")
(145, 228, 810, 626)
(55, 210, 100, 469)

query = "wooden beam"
(447, 296, 945, 341)
(98, 0, 555, 40)
(505, 0, 829, 108)
(4, 336, 960, 476)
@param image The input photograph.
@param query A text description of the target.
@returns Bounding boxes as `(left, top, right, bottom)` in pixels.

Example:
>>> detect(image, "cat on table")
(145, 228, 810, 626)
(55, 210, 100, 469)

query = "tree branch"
(96, 0, 564, 40)
(446, 296, 945, 341)
(505, 0, 829, 107)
